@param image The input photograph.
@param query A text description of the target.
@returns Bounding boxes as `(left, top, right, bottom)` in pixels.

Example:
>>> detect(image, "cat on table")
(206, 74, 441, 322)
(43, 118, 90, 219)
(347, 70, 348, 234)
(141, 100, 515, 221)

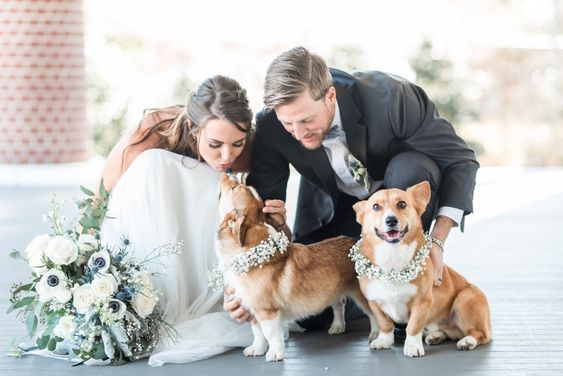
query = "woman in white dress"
(100, 76, 288, 366)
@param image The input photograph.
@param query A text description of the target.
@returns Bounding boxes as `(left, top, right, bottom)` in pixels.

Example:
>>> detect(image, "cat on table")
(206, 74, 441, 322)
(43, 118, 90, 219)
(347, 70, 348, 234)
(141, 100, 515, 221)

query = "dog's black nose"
(385, 216, 398, 227)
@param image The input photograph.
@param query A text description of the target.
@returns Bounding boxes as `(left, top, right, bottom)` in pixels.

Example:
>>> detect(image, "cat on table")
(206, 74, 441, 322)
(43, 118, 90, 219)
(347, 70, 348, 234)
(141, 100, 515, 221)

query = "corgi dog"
(352, 181, 491, 357)
(216, 174, 378, 361)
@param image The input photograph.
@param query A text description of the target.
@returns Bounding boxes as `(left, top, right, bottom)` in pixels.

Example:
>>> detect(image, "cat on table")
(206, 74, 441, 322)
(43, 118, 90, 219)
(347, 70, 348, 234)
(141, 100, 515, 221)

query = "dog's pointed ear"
(407, 181, 431, 214)
(352, 200, 368, 225)
(228, 209, 249, 247)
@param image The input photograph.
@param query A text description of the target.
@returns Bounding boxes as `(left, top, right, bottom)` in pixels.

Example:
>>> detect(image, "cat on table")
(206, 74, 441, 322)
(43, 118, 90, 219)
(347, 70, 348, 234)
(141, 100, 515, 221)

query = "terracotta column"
(0, 0, 90, 163)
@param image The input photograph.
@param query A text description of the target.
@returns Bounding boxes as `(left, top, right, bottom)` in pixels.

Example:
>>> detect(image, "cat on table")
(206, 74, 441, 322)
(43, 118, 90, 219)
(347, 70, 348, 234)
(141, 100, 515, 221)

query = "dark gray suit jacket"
(247, 68, 479, 240)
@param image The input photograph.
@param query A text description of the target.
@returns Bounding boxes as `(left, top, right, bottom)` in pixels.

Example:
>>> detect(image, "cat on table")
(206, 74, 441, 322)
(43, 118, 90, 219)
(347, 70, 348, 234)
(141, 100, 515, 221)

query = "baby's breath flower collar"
(348, 232, 432, 288)
(208, 231, 289, 291)
(230, 231, 289, 274)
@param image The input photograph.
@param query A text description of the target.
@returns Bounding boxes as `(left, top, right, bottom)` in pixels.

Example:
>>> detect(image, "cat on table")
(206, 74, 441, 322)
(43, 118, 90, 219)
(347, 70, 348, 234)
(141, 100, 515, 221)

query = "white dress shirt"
(321, 100, 463, 227)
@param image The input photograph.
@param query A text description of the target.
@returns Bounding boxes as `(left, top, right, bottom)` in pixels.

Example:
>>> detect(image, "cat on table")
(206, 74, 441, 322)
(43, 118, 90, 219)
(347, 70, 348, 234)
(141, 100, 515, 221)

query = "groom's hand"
(263, 199, 287, 218)
(223, 287, 252, 323)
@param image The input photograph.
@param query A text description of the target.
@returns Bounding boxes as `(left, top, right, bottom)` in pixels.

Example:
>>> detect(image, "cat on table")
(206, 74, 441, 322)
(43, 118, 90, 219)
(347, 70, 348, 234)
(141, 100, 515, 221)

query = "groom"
(225, 46, 479, 329)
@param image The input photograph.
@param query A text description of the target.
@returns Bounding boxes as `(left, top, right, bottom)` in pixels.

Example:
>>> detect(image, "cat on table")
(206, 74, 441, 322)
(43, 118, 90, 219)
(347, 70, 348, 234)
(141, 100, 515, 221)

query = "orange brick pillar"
(0, 0, 90, 163)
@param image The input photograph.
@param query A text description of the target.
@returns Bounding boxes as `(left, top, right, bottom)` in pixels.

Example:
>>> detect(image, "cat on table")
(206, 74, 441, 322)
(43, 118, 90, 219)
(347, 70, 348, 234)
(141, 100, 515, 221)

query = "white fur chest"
(363, 241, 419, 324)
(365, 279, 417, 324)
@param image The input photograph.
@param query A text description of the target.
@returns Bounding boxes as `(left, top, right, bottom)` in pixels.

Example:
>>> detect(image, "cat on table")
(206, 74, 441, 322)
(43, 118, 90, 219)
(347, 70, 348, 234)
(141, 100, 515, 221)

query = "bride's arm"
(100, 112, 167, 192)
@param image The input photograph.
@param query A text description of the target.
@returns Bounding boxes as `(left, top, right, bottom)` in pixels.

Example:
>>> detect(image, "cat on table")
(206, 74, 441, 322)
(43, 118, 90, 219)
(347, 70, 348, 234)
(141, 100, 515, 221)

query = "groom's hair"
(263, 46, 333, 111)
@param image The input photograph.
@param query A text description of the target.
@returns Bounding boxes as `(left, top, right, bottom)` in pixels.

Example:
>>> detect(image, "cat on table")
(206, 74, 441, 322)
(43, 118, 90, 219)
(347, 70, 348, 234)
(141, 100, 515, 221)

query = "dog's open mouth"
(375, 226, 408, 243)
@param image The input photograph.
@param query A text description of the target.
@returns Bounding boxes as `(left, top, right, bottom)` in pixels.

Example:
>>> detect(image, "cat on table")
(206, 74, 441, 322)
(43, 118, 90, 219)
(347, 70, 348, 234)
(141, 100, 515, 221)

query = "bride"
(100, 75, 287, 366)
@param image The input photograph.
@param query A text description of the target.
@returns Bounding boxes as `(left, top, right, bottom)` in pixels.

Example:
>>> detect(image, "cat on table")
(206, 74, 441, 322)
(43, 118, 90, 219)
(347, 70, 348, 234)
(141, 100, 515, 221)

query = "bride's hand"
(223, 287, 252, 323)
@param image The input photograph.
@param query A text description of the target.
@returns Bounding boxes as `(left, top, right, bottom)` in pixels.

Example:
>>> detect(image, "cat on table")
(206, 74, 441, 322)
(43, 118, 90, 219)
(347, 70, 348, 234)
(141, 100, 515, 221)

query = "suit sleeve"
(387, 80, 479, 216)
(246, 111, 290, 202)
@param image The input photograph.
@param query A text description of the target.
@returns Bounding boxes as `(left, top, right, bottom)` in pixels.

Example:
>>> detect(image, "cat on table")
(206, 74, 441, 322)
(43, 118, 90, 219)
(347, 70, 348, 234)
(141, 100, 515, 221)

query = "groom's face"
(275, 87, 336, 150)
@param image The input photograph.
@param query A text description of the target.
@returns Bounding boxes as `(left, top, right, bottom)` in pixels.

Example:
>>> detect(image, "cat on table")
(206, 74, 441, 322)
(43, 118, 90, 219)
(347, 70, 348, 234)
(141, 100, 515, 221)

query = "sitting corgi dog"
(216, 174, 378, 361)
(351, 181, 491, 357)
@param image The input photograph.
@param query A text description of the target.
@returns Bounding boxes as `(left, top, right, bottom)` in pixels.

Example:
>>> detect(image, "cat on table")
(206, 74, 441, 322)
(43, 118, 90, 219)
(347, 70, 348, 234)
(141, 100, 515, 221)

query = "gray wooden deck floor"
(2, 168, 563, 375)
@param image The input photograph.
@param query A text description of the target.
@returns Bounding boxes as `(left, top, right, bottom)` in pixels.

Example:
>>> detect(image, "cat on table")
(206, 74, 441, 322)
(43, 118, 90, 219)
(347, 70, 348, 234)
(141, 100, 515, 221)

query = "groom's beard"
(294, 127, 330, 150)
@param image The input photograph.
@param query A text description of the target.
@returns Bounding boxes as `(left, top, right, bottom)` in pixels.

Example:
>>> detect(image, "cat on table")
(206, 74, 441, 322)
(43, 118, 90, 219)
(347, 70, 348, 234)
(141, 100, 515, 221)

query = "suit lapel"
(337, 85, 367, 166)
(300, 146, 339, 202)
(296, 79, 367, 203)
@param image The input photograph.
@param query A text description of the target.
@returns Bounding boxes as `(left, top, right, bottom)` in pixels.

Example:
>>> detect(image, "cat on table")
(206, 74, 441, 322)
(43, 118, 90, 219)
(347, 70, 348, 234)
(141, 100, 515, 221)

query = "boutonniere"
(346, 153, 371, 192)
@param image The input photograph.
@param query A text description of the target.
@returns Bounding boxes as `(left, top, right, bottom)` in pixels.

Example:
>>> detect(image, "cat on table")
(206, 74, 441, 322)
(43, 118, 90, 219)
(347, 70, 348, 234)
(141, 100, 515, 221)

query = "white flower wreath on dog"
(348, 233, 433, 289)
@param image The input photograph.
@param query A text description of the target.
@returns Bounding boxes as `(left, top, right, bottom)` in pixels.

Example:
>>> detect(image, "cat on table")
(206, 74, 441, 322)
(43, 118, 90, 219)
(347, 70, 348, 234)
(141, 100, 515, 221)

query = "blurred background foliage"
(85, 0, 563, 166)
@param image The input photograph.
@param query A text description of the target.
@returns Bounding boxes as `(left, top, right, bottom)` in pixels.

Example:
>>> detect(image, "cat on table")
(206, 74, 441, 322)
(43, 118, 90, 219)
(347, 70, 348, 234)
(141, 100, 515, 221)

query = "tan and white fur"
(217, 174, 378, 361)
(352, 181, 491, 357)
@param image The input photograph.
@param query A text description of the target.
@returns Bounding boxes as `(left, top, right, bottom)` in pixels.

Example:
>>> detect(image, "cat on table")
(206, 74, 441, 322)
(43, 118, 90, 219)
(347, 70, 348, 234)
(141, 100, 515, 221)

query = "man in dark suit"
(224, 46, 479, 330)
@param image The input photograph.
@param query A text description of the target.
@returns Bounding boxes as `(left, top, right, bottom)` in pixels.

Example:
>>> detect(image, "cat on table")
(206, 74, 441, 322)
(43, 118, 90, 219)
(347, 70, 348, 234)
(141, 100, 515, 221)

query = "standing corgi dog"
(216, 174, 378, 361)
(351, 181, 491, 357)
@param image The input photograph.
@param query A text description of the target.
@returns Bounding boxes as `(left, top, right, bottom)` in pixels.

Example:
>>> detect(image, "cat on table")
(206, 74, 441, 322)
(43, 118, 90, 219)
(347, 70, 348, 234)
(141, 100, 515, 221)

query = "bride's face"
(197, 119, 247, 171)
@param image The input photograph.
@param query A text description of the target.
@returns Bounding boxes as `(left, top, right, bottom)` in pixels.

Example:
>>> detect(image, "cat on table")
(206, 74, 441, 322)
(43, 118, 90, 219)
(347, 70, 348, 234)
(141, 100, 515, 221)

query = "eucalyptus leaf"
(11, 296, 35, 310)
(79, 217, 99, 229)
(47, 338, 57, 351)
(26, 313, 38, 337)
(91, 208, 105, 219)
(36, 335, 50, 349)
(94, 344, 106, 360)
(98, 179, 109, 198)
(13, 283, 34, 295)
(80, 186, 95, 197)
(9, 250, 23, 260)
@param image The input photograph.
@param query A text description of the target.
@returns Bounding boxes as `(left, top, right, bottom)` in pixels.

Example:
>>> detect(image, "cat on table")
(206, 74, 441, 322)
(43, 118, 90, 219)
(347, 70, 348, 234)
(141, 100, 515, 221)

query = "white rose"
(91, 274, 118, 298)
(131, 291, 157, 318)
(45, 236, 78, 266)
(25, 234, 50, 275)
(36, 269, 70, 303)
(53, 315, 77, 340)
(87, 250, 111, 274)
(136, 271, 152, 287)
(28, 252, 48, 275)
(72, 284, 96, 314)
(25, 234, 50, 258)
(78, 234, 97, 252)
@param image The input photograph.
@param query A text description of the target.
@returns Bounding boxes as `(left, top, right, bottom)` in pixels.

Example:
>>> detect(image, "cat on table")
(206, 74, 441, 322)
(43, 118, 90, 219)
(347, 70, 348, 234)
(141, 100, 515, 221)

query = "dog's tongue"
(384, 230, 401, 241)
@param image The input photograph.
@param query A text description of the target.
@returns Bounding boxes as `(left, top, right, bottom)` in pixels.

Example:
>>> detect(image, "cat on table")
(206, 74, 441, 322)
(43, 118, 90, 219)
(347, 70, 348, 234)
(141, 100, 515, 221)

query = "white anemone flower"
(36, 269, 72, 303)
(87, 250, 111, 274)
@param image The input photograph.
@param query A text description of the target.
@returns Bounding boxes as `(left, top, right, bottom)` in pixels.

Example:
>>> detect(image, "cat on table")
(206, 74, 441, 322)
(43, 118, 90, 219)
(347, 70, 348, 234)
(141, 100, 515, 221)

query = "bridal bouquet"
(7, 183, 179, 365)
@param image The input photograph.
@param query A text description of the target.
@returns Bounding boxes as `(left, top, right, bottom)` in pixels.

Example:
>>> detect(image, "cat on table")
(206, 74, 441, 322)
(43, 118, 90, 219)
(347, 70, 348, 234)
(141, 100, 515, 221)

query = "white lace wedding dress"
(101, 149, 252, 366)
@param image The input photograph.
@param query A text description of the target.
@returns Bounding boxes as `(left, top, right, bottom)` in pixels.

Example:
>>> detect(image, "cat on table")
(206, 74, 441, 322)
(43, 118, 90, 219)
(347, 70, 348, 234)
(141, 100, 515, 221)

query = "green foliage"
(87, 73, 129, 157)
(171, 73, 195, 106)
(77, 180, 111, 233)
(328, 45, 368, 72)
(9, 250, 22, 260)
(409, 38, 477, 125)
(409, 38, 484, 157)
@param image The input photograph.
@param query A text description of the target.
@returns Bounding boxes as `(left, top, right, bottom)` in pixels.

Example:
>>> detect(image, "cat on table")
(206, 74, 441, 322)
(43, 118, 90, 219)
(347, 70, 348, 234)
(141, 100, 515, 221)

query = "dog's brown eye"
(373, 203, 382, 211)
(397, 201, 407, 209)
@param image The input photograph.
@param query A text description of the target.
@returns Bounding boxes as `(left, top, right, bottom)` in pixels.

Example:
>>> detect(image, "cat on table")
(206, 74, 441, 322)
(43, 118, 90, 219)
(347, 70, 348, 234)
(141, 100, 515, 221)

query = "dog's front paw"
(328, 321, 346, 335)
(244, 344, 267, 357)
(457, 335, 477, 351)
(369, 331, 394, 350)
(368, 329, 378, 341)
(403, 334, 425, 357)
(425, 330, 446, 346)
(265, 348, 284, 362)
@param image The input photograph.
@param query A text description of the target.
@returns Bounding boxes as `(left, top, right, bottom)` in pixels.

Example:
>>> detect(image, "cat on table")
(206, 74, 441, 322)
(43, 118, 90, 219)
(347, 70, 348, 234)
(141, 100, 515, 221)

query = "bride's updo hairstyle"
(165, 75, 253, 159)
(131, 75, 253, 159)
